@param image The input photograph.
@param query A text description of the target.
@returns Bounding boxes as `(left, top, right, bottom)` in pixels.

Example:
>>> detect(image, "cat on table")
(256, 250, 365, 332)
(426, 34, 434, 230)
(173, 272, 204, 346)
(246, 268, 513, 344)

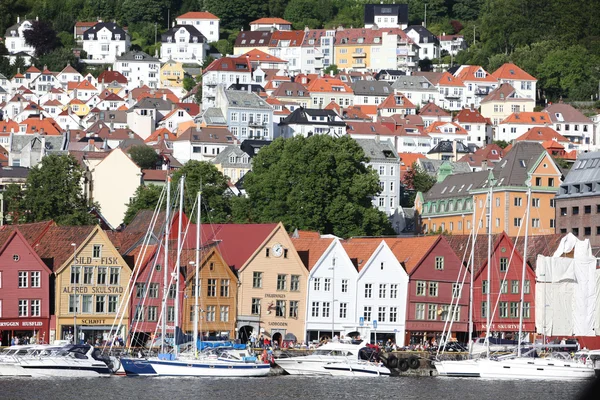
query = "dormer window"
(115, 34, 121, 40)
(135, 55, 143, 60)
(88, 34, 94, 40)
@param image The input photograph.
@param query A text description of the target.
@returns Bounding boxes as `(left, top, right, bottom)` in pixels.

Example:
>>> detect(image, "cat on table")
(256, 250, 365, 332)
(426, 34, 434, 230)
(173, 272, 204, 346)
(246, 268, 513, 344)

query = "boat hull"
(275, 359, 338, 376)
(478, 358, 595, 380)
(323, 363, 391, 377)
(122, 358, 271, 377)
(434, 359, 480, 377)
(0, 362, 111, 378)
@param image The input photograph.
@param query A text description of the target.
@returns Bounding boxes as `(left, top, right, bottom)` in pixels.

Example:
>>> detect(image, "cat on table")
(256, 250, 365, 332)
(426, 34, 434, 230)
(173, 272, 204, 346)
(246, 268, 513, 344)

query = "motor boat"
(121, 343, 271, 377)
(275, 339, 388, 376)
(434, 358, 480, 377)
(0, 344, 116, 377)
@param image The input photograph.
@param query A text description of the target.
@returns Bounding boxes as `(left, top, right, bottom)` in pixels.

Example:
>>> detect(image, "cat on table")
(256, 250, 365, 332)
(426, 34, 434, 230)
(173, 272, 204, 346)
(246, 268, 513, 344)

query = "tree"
(119, 0, 168, 25)
(284, 0, 333, 29)
(128, 145, 160, 170)
(123, 184, 164, 225)
(183, 76, 195, 92)
(237, 135, 394, 238)
(202, 55, 216, 70)
(2, 184, 26, 224)
(493, 140, 510, 149)
(171, 161, 232, 223)
(203, 0, 267, 30)
(452, 0, 484, 21)
(23, 20, 59, 57)
(402, 163, 436, 207)
(323, 64, 339, 76)
(21, 155, 96, 225)
(35, 48, 80, 72)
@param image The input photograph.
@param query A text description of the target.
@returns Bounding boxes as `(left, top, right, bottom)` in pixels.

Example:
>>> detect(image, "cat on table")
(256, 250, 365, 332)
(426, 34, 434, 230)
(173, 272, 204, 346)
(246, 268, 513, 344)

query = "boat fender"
(387, 355, 399, 369)
(399, 359, 409, 372)
(408, 356, 420, 369)
(109, 356, 121, 373)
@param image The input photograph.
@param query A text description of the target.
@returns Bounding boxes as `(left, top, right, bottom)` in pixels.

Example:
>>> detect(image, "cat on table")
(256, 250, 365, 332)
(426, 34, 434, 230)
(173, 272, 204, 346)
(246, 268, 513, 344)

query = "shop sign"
(265, 293, 286, 298)
(268, 321, 288, 327)
(75, 256, 119, 265)
(0, 320, 45, 328)
(479, 323, 535, 331)
(62, 286, 124, 294)
(79, 319, 106, 325)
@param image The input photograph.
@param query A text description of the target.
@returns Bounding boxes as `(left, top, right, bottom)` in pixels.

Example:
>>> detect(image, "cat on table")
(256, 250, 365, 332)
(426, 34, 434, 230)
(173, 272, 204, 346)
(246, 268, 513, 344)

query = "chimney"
(375, 134, 380, 143)
(248, 83, 251, 93)
(196, 120, 201, 131)
(76, 132, 81, 140)
(40, 128, 45, 135)
(39, 113, 43, 120)
(162, 93, 167, 101)
(481, 159, 488, 170)
(17, 16, 20, 23)
(453, 140, 458, 160)
(89, 139, 95, 148)
(128, 131, 134, 139)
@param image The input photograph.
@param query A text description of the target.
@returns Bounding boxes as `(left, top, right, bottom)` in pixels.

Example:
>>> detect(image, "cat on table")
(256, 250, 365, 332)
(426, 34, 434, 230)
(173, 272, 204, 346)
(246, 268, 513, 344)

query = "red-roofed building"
(453, 108, 492, 147)
(74, 21, 98, 42)
(306, 78, 354, 109)
(414, 71, 465, 111)
(250, 18, 292, 31)
(240, 49, 288, 70)
(426, 121, 469, 146)
(399, 152, 426, 173)
(98, 70, 128, 85)
(454, 65, 498, 108)
(498, 112, 552, 142)
(378, 92, 417, 118)
(268, 30, 305, 73)
(175, 11, 220, 43)
(202, 57, 252, 108)
(458, 143, 505, 171)
(18, 116, 62, 135)
(515, 126, 570, 146)
(492, 63, 537, 101)
(419, 102, 451, 127)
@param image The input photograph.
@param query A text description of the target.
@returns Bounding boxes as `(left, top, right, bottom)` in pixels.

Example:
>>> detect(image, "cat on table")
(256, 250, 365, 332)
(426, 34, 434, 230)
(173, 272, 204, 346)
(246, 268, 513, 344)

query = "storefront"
(0, 319, 51, 346)
(54, 227, 132, 346)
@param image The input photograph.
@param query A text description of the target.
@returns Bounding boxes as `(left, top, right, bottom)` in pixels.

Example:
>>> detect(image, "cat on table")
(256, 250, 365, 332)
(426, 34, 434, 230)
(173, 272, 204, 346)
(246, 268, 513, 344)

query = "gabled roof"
(292, 236, 335, 271)
(454, 108, 488, 124)
(34, 225, 97, 271)
(399, 152, 426, 171)
(203, 56, 251, 74)
(250, 18, 291, 25)
(544, 103, 592, 124)
(454, 65, 497, 83)
(492, 63, 536, 81)
(175, 126, 235, 143)
(350, 80, 392, 96)
(306, 77, 352, 93)
(269, 30, 305, 47)
(234, 30, 273, 47)
(480, 83, 529, 103)
(426, 121, 468, 135)
(346, 122, 394, 136)
(501, 112, 550, 125)
(280, 107, 346, 127)
(339, 106, 372, 121)
(26, 66, 41, 74)
(378, 92, 416, 110)
(415, 71, 465, 87)
(74, 79, 97, 91)
(492, 141, 548, 187)
(419, 102, 450, 117)
(83, 22, 127, 41)
(383, 236, 440, 274)
(161, 25, 206, 44)
(240, 49, 287, 64)
(341, 238, 384, 272)
(177, 11, 219, 20)
(515, 126, 570, 143)
(98, 70, 128, 84)
(271, 81, 310, 97)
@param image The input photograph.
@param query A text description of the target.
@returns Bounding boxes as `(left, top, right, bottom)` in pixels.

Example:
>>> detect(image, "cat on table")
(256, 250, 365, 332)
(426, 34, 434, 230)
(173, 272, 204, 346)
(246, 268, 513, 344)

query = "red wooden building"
(396, 235, 471, 345)
(0, 228, 53, 345)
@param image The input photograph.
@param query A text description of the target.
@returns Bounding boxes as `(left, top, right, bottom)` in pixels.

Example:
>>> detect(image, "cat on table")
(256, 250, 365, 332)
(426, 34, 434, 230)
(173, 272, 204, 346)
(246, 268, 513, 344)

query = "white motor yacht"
(0, 344, 115, 377)
(276, 340, 388, 376)
(434, 358, 480, 377)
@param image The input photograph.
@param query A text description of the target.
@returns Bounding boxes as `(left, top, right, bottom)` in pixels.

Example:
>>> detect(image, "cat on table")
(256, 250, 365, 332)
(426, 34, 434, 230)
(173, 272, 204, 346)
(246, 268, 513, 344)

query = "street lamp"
(329, 256, 336, 341)
(71, 243, 77, 344)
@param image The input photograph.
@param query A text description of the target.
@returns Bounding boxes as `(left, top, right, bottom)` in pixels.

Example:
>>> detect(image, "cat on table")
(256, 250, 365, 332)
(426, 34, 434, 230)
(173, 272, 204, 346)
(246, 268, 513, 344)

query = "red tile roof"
(26, 66, 41, 73)
(75, 21, 98, 27)
(378, 93, 416, 110)
(342, 238, 383, 271)
(98, 70, 128, 84)
(240, 49, 287, 64)
(19, 117, 62, 135)
(292, 236, 335, 271)
(175, 103, 200, 117)
(269, 30, 305, 47)
(306, 77, 352, 93)
(145, 127, 173, 143)
(250, 18, 291, 25)
(426, 121, 468, 135)
(203, 57, 251, 74)
(492, 63, 536, 81)
(399, 152, 426, 172)
(34, 225, 97, 271)
(454, 108, 488, 124)
(335, 27, 413, 46)
(142, 169, 168, 182)
(501, 112, 550, 125)
(419, 102, 450, 117)
(177, 11, 219, 20)
(346, 121, 393, 136)
(515, 126, 569, 143)
(415, 71, 465, 87)
(384, 236, 440, 273)
(455, 65, 497, 83)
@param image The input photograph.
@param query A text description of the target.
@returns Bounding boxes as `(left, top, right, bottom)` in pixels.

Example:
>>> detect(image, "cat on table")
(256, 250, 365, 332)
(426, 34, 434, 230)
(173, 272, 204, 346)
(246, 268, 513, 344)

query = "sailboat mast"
(174, 176, 185, 358)
(485, 184, 493, 359)
(194, 190, 201, 358)
(161, 176, 171, 354)
(468, 204, 476, 356)
(517, 186, 531, 357)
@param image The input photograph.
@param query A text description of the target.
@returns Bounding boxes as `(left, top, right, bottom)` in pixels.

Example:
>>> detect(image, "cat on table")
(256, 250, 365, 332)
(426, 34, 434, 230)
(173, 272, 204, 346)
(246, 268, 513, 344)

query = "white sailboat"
(478, 186, 595, 380)
(121, 180, 270, 377)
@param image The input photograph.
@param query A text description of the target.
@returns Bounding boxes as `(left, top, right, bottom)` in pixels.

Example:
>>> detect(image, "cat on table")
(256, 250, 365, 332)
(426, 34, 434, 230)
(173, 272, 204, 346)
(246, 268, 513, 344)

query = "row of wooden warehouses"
(0, 210, 562, 347)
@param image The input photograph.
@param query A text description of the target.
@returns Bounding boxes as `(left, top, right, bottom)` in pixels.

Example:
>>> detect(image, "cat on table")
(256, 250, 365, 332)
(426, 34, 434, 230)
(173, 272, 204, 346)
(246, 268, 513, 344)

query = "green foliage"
(212, 40, 232, 57)
(123, 184, 164, 225)
(21, 154, 96, 225)
(171, 161, 232, 223)
(128, 145, 160, 170)
(23, 20, 59, 57)
(183, 76, 195, 92)
(408, 0, 447, 25)
(493, 140, 509, 149)
(402, 162, 436, 206)
(284, 0, 333, 30)
(203, 0, 267, 30)
(238, 135, 394, 238)
(35, 48, 82, 73)
(323, 64, 339, 76)
(119, 0, 169, 26)
(2, 184, 26, 224)
(553, 157, 570, 171)
(202, 55, 216, 70)
(451, 0, 483, 21)
(57, 31, 75, 48)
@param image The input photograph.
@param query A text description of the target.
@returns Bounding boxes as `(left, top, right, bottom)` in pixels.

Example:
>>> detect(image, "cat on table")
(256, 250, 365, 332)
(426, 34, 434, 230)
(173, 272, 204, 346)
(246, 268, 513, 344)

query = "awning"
(284, 333, 297, 341)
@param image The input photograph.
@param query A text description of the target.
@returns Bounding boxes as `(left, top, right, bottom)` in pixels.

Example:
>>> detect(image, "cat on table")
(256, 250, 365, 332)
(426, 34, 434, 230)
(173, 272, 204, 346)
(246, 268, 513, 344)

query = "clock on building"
(272, 243, 283, 257)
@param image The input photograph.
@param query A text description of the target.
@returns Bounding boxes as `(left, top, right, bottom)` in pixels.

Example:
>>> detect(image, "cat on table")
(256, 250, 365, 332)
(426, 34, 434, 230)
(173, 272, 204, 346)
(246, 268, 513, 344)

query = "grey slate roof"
(417, 159, 472, 177)
(161, 25, 206, 44)
(201, 107, 227, 125)
(227, 83, 265, 94)
(224, 90, 271, 109)
(391, 75, 437, 92)
(279, 108, 347, 127)
(404, 25, 440, 45)
(83, 22, 127, 41)
(491, 141, 546, 188)
(132, 97, 173, 110)
(0, 166, 30, 179)
(354, 138, 399, 163)
(545, 103, 592, 124)
(374, 70, 406, 80)
(556, 151, 600, 199)
(117, 51, 159, 62)
(10, 134, 67, 153)
(424, 170, 490, 201)
(428, 140, 472, 155)
(350, 80, 392, 96)
(271, 82, 310, 98)
(212, 145, 251, 168)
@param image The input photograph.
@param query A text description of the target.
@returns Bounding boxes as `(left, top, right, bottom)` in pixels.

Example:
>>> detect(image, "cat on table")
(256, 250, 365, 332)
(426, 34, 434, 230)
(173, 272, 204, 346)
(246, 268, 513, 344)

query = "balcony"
(248, 120, 268, 128)
(352, 52, 367, 58)
(445, 93, 462, 99)
(353, 62, 367, 68)
(204, 80, 218, 86)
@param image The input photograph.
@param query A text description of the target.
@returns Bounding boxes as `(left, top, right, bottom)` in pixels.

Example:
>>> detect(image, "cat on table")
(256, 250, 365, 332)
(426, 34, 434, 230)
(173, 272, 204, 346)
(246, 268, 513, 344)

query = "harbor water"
(0, 375, 595, 400)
